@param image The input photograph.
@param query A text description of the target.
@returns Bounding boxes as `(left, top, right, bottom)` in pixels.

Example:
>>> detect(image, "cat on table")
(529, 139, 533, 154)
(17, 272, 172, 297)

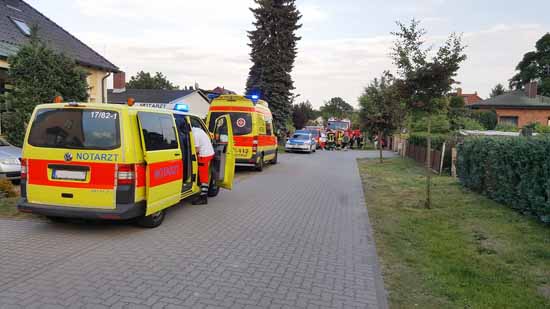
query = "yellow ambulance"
(17, 101, 235, 228)
(206, 95, 278, 171)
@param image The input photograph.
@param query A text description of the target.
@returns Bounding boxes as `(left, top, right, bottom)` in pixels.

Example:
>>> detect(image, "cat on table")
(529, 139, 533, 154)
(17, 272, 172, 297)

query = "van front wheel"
(137, 210, 165, 228)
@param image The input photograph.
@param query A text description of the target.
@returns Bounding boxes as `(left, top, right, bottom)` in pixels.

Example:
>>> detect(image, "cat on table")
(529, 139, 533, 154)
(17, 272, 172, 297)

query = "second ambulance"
(206, 95, 278, 171)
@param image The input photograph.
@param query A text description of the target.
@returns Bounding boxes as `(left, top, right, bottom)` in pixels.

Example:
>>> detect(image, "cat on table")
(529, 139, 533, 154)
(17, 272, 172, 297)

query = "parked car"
(285, 132, 316, 153)
(0, 137, 22, 180)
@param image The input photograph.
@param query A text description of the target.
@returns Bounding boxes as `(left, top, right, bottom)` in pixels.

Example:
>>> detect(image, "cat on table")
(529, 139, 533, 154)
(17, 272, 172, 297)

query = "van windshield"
(208, 112, 252, 136)
(28, 109, 120, 150)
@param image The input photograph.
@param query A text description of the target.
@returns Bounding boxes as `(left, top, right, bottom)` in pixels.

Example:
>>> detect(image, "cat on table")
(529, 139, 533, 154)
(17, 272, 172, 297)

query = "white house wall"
(170, 92, 210, 118)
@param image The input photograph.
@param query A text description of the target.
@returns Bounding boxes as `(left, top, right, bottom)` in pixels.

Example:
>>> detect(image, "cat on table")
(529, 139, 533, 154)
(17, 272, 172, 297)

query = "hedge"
(457, 136, 550, 223)
(408, 133, 449, 151)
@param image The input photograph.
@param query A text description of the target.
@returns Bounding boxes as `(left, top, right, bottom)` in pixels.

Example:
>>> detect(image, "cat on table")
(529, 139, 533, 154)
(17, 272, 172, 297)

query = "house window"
(499, 116, 518, 127)
(10, 17, 31, 36)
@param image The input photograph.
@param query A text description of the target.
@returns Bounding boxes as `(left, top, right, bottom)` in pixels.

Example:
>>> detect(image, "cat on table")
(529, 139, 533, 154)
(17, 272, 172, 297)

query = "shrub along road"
(359, 158, 550, 308)
(0, 150, 391, 308)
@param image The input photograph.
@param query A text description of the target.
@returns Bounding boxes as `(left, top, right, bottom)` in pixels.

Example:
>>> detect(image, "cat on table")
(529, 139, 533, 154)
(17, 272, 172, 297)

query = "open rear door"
(212, 115, 235, 190)
(137, 112, 183, 215)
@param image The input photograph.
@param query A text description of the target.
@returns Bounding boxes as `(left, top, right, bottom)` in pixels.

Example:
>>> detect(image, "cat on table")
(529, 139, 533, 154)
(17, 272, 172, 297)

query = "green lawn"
(358, 158, 550, 309)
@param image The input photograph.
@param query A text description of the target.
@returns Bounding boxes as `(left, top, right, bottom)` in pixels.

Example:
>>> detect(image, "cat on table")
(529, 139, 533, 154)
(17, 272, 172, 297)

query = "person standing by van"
(192, 127, 215, 205)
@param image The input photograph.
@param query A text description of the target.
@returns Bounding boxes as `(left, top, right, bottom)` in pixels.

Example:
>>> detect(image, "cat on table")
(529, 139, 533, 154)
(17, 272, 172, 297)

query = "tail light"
(117, 164, 135, 185)
(20, 159, 27, 180)
(252, 137, 258, 153)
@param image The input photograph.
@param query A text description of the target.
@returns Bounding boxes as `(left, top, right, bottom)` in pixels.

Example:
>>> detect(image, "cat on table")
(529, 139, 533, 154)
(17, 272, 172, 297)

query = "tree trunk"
(379, 130, 383, 163)
(425, 116, 432, 209)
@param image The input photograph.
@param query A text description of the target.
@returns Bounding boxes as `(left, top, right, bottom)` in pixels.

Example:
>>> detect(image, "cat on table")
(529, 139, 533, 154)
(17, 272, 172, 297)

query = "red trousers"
(198, 155, 214, 184)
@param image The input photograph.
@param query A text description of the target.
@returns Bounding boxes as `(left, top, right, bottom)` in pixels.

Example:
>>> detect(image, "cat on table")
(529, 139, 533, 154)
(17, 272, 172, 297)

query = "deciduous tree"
(510, 33, 550, 96)
(391, 19, 467, 208)
(490, 83, 506, 97)
(291, 100, 315, 129)
(126, 71, 179, 90)
(320, 97, 354, 120)
(359, 73, 407, 162)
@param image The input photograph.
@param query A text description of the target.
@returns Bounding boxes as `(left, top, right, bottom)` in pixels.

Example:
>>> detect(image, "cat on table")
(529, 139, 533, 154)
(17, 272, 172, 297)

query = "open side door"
(137, 112, 183, 215)
(212, 115, 235, 190)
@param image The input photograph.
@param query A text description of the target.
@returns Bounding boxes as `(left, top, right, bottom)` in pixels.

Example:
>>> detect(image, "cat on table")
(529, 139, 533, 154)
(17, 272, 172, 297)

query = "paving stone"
(0, 151, 392, 308)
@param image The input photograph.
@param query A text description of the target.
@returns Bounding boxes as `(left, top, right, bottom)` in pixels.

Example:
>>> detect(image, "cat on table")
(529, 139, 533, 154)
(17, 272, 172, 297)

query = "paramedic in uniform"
(191, 126, 215, 205)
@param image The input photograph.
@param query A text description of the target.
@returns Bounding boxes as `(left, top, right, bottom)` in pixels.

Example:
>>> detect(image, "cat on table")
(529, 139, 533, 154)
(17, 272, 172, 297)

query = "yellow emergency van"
(17, 101, 235, 228)
(206, 95, 278, 171)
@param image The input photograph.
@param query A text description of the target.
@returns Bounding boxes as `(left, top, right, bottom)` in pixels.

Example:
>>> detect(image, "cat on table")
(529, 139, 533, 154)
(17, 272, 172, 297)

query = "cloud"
(65, 1, 547, 108)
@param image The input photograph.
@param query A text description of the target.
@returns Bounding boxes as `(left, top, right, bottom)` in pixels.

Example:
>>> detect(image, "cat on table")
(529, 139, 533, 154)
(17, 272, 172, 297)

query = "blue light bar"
(174, 104, 189, 112)
(245, 94, 260, 103)
(207, 93, 221, 100)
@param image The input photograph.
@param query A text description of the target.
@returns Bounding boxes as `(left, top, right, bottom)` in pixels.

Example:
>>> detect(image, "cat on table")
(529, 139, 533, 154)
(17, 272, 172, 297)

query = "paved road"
(0, 150, 394, 309)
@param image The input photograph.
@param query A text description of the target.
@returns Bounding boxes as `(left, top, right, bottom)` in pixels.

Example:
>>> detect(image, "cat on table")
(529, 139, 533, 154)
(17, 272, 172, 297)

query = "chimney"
(525, 81, 538, 98)
(113, 71, 126, 93)
(456, 88, 463, 96)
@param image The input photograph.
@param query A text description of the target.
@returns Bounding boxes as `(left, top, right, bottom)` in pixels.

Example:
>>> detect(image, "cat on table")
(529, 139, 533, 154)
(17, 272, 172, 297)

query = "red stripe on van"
(27, 159, 116, 189)
(234, 136, 277, 147)
(136, 164, 146, 188)
(148, 160, 183, 188)
(209, 106, 272, 116)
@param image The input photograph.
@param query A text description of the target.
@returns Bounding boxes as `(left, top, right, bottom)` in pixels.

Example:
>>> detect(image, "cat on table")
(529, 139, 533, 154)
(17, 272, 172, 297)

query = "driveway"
(0, 150, 394, 308)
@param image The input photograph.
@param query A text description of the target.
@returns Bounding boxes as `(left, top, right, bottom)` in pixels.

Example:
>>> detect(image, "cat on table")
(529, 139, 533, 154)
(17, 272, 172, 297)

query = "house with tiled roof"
(470, 82, 550, 127)
(451, 88, 483, 105)
(0, 0, 119, 102)
(107, 73, 211, 118)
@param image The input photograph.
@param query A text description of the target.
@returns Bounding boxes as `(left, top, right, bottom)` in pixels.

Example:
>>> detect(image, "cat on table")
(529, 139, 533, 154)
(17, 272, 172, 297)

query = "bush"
(457, 136, 550, 223)
(494, 123, 519, 132)
(0, 179, 17, 198)
(410, 114, 450, 133)
(471, 110, 498, 130)
(409, 132, 449, 150)
(453, 117, 484, 130)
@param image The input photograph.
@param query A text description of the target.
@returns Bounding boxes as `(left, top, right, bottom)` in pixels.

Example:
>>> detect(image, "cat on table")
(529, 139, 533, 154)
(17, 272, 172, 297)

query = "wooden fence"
(405, 143, 447, 173)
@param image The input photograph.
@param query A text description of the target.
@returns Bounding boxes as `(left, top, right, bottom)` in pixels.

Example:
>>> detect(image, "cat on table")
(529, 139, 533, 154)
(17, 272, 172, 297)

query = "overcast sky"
(26, 0, 550, 108)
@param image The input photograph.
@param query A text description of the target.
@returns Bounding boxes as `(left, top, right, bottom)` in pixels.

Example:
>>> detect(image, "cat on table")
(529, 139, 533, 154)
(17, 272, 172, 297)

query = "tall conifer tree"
(246, 0, 302, 132)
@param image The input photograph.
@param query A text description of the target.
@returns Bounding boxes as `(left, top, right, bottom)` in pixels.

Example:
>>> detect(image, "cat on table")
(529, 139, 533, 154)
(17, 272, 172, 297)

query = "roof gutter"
(101, 72, 111, 103)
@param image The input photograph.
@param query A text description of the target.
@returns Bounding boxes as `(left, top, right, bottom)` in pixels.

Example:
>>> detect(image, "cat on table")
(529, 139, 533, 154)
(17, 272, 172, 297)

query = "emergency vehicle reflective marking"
(148, 159, 183, 187)
(209, 106, 272, 117)
(27, 159, 116, 189)
(76, 153, 119, 162)
(233, 136, 277, 147)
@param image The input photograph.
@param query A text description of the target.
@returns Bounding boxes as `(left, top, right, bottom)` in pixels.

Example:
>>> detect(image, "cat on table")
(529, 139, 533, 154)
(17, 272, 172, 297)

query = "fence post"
(451, 147, 457, 177)
(439, 142, 446, 175)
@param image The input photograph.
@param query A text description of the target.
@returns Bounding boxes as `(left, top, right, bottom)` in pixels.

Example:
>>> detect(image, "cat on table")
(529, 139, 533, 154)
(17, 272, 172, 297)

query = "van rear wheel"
(137, 210, 165, 228)
(255, 154, 264, 172)
(271, 151, 278, 164)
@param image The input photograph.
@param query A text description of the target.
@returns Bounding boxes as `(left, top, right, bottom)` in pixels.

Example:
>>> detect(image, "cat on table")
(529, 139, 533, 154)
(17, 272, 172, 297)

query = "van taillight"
(117, 164, 135, 185)
(252, 137, 258, 153)
(20, 159, 27, 180)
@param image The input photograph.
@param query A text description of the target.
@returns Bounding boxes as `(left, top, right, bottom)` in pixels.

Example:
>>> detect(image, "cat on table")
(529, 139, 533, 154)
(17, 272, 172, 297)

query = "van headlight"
(0, 158, 20, 165)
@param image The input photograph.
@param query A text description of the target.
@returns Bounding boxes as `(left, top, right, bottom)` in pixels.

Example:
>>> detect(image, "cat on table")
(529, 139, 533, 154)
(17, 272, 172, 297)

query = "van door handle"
(174, 153, 181, 157)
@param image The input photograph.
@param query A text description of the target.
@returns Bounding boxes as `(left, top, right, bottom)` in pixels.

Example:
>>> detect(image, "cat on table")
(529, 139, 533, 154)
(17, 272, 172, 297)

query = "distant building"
(450, 88, 483, 105)
(201, 86, 237, 100)
(0, 0, 119, 102)
(108, 72, 211, 117)
(470, 82, 550, 128)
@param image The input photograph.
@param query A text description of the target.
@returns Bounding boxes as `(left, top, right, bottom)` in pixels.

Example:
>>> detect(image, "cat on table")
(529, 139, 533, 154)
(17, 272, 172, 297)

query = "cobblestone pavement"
(0, 150, 394, 309)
